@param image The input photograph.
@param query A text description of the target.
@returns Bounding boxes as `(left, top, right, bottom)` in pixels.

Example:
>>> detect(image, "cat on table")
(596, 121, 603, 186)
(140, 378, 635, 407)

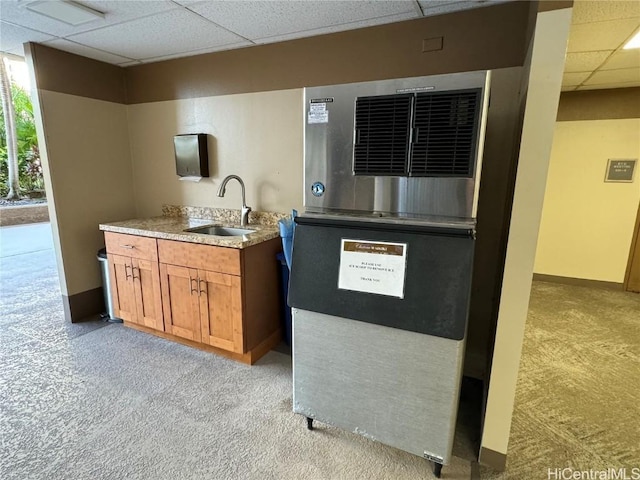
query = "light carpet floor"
(0, 223, 474, 479)
(2, 224, 637, 479)
(480, 281, 640, 479)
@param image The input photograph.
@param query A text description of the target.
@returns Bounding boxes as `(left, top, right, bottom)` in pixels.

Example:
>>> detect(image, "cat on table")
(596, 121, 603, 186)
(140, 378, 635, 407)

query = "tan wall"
(557, 87, 640, 121)
(480, 6, 573, 460)
(127, 89, 304, 218)
(535, 119, 640, 283)
(36, 90, 136, 295)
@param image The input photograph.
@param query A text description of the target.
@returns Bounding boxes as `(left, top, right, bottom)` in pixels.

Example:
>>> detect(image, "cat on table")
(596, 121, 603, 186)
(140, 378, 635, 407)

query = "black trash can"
(276, 252, 292, 346)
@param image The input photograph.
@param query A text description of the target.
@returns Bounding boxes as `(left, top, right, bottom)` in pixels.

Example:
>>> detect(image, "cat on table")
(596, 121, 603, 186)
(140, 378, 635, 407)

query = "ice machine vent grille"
(353, 94, 413, 176)
(409, 89, 481, 177)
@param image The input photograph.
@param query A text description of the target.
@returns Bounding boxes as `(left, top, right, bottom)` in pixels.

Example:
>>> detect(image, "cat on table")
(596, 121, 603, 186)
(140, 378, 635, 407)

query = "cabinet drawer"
(105, 232, 158, 261)
(158, 239, 241, 276)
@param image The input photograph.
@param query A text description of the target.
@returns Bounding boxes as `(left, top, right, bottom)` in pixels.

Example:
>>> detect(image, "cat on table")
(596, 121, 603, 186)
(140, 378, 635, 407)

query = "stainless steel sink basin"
(185, 225, 255, 236)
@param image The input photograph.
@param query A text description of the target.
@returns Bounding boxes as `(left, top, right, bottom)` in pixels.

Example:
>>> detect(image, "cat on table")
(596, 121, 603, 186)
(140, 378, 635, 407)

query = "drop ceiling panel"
(563, 72, 591, 86)
(142, 41, 252, 64)
(118, 60, 142, 67)
(564, 51, 613, 72)
(419, 0, 509, 16)
(66, 9, 247, 60)
(43, 38, 133, 64)
(0, 0, 179, 37)
(567, 18, 639, 52)
(188, 0, 417, 41)
(172, 0, 206, 5)
(600, 49, 640, 70)
(579, 81, 640, 90)
(0, 20, 55, 53)
(256, 12, 419, 45)
(571, 0, 640, 25)
(583, 67, 640, 85)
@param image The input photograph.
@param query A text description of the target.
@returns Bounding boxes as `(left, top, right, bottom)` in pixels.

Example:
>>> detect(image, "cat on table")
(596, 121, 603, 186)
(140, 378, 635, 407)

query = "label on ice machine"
(308, 103, 328, 124)
(338, 239, 407, 299)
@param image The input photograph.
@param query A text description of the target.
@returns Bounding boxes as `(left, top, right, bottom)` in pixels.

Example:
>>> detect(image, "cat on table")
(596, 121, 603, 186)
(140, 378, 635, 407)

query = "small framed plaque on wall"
(605, 159, 637, 183)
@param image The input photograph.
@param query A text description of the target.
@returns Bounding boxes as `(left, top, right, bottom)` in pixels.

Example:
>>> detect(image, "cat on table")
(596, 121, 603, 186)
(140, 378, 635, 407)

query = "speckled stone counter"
(99, 206, 287, 249)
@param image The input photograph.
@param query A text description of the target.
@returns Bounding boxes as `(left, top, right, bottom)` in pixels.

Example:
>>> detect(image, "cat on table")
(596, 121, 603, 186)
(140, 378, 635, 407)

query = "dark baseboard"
(62, 287, 105, 323)
(479, 446, 507, 471)
(470, 461, 482, 479)
(533, 273, 624, 291)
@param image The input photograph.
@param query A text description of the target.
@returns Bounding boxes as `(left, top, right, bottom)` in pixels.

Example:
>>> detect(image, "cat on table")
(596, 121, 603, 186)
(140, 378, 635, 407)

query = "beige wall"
(480, 6, 573, 460)
(535, 119, 640, 283)
(36, 90, 136, 295)
(127, 89, 304, 218)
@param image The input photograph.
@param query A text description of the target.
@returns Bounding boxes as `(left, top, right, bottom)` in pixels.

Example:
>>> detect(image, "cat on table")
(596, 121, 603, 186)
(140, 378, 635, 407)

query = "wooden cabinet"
(109, 253, 138, 323)
(199, 269, 243, 352)
(158, 264, 202, 342)
(159, 263, 243, 352)
(105, 232, 164, 331)
(104, 229, 282, 364)
(158, 241, 244, 353)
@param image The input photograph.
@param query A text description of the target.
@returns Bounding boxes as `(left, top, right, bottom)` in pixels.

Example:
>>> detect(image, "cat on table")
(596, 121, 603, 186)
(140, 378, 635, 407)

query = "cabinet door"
(108, 254, 137, 323)
(133, 258, 164, 331)
(160, 263, 202, 342)
(199, 270, 243, 353)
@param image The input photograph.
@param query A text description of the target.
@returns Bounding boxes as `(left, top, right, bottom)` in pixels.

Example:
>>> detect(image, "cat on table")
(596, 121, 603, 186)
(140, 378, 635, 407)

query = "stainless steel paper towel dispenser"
(174, 134, 209, 178)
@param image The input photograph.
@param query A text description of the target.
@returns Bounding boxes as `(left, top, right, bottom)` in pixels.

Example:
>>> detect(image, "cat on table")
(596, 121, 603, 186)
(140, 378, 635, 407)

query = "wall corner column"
(479, 6, 573, 471)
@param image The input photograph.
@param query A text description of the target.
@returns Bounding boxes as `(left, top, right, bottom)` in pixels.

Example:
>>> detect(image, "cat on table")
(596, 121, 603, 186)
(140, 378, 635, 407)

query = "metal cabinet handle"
(199, 279, 206, 296)
(132, 266, 140, 281)
(190, 278, 198, 295)
(120, 244, 135, 249)
(125, 264, 132, 279)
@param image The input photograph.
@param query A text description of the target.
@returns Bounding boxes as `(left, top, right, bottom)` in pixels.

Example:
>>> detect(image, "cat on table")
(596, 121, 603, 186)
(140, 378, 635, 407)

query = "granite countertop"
(99, 206, 286, 249)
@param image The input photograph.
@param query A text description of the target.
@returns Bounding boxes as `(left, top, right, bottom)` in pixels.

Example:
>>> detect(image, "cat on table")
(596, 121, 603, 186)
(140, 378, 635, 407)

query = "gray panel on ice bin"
(293, 308, 464, 464)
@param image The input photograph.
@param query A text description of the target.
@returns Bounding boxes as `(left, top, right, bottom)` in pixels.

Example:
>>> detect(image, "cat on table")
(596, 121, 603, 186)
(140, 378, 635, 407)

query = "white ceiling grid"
(0, 0, 507, 64)
(563, 0, 640, 91)
(0, 0, 638, 91)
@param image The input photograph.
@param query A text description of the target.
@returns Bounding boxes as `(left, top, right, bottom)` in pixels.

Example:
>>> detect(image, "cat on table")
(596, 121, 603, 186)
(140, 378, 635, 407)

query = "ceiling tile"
(583, 67, 640, 85)
(567, 18, 639, 52)
(188, 0, 417, 41)
(66, 9, 246, 60)
(140, 41, 253, 63)
(4, 45, 26, 57)
(0, 1, 179, 38)
(562, 72, 591, 86)
(171, 0, 207, 5)
(0, 20, 55, 54)
(254, 12, 419, 45)
(578, 81, 640, 90)
(43, 38, 133, 64)
(564, 50, 612, 72)
(419, 0, 509, 16)
(600, 49, 640, 70)
(118, 60, 142, 67)
(571, 0, 640, 25)
(561, 85, 577, 92)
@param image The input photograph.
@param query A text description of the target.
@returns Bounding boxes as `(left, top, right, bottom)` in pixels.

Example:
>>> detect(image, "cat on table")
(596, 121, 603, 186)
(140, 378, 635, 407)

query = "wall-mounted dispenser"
(174, 133, 209, 181)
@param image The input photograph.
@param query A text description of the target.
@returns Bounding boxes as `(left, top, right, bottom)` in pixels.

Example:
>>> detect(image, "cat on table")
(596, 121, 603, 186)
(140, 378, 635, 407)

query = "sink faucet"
(217, 175, 252, 226)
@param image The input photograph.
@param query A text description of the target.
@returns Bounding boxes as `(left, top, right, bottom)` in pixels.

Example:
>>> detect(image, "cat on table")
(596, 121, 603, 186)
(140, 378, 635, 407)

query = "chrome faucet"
(217, 175, 252, 226)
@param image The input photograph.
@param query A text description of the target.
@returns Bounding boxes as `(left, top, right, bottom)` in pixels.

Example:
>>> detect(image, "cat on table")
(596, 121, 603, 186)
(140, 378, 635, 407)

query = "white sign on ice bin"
(338, 239, 408, 298)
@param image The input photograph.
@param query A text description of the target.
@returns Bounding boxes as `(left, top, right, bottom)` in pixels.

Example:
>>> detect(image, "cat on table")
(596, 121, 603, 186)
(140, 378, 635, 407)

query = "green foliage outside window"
(0, 84, 44, 198)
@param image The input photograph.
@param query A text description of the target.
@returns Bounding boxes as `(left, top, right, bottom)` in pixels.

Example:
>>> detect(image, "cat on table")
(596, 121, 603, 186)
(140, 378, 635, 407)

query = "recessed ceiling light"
(623, 30, 640, 50)
(26, 1, 104, 26)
